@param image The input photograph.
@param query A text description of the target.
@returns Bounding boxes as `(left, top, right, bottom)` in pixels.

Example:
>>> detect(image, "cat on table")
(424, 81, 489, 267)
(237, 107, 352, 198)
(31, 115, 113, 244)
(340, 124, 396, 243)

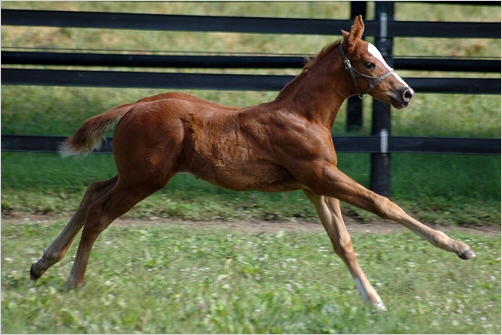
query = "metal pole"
(370, 1, 394, 196)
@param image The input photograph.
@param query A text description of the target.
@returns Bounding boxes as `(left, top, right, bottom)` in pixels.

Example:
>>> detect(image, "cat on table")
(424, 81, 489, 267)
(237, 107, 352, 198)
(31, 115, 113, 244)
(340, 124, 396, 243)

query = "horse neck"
(273, 50, 352, 129)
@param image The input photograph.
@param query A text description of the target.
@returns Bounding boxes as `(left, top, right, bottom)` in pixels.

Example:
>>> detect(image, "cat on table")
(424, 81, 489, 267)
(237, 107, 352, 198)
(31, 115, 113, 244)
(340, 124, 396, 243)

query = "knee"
(372, 196, 404, 221)
(333, 235, 356, 259)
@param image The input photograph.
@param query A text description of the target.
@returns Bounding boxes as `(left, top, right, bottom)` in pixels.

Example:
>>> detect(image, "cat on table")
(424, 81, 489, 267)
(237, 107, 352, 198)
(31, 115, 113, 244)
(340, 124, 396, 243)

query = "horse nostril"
(403, 89, 414, 102)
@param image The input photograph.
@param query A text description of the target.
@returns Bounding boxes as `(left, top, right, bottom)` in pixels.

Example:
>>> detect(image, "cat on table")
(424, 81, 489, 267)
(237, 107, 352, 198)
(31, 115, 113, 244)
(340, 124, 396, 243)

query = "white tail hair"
(59, 103, 135, 157)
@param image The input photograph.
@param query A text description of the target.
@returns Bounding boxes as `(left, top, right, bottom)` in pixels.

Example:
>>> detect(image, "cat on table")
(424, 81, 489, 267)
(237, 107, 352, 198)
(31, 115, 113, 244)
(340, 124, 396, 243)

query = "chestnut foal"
(30, 16, 475, 310)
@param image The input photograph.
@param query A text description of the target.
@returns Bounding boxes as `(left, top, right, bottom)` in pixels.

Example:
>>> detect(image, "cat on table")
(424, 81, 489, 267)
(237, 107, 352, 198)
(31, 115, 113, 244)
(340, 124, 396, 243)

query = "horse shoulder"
(266, 111, 337, 159)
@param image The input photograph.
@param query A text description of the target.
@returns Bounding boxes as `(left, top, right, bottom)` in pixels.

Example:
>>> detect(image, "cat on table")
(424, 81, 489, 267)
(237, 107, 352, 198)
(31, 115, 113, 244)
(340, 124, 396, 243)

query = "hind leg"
(30, 176, 118, 283)
(65, 177, 168, 290)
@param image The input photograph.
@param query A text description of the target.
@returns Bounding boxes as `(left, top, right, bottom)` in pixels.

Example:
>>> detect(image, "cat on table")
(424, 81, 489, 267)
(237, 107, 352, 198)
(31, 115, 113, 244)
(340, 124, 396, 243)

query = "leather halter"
(339, 42, 396, 99)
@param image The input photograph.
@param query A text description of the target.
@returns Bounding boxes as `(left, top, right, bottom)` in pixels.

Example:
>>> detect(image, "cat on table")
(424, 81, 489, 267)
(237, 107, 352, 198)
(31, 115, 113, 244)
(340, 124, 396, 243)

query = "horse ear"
(344, 16, 365, 54)
(341, 29, 350, 41)
(351, 15, 365, 40)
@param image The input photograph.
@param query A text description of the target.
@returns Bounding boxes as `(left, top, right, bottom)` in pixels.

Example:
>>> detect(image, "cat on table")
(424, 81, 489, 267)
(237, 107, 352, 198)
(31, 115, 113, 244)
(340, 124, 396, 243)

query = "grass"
(2, 221, 500, 333)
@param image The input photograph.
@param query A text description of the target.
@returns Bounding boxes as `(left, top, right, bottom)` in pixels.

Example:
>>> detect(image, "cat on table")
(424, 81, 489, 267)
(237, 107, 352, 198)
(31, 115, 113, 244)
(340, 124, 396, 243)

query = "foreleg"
(303, 189, 387, 310)
(299, 163, 475, 260)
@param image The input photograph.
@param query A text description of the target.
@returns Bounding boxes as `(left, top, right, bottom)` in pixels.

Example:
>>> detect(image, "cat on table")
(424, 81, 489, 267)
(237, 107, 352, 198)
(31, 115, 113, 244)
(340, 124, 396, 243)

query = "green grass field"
(2, 221, 500, 333)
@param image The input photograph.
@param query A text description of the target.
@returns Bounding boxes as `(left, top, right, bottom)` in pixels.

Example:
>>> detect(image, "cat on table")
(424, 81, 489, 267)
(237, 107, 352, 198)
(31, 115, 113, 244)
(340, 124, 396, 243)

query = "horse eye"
(365, 62, 376, 70)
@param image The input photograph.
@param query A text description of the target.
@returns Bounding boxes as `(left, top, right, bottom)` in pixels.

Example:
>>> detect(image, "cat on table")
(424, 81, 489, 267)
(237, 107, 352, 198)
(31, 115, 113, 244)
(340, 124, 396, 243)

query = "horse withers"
(30, 16, 475, 311)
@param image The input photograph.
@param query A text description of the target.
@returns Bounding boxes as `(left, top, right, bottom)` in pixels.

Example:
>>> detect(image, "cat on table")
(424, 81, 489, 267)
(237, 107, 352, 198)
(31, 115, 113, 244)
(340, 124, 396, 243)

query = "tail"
(59, 103, 135, 157)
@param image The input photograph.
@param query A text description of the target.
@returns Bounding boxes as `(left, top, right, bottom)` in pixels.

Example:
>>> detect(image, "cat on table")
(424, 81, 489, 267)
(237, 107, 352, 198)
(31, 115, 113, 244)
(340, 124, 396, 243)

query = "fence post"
(370, 1, 394, 196)
(346, 1, 367, 132)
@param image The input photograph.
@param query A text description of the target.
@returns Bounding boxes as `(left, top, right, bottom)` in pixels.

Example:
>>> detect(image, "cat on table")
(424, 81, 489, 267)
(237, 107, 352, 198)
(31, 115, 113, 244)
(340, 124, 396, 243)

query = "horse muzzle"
(391, 86, 414, 109)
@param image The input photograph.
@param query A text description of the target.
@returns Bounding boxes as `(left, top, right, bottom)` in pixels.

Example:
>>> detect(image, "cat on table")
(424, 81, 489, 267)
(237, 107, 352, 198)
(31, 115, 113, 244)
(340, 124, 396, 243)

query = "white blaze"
(367, 43, 409, 87)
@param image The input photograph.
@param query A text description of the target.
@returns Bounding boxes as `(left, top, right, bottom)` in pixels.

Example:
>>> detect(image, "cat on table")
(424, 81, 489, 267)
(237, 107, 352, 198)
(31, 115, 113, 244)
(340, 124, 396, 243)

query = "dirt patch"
(2, 212, 500, 237)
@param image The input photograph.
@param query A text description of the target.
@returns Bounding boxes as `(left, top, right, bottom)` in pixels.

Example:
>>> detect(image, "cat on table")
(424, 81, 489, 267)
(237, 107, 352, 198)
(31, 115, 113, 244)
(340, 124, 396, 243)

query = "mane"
(302, 40, 342, 73)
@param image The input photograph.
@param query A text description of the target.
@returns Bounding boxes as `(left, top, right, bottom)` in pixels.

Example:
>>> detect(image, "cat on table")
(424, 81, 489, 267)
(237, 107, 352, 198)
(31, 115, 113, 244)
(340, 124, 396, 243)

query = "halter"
(339, 42, 396, 100)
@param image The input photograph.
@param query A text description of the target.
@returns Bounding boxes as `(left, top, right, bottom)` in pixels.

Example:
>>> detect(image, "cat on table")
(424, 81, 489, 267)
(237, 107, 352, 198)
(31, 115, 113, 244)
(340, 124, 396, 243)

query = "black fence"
(2, 6, 500, 37)
(3, 134, 498, 156)
(2, 2, 500, 195)
(4, 51, 500, 72)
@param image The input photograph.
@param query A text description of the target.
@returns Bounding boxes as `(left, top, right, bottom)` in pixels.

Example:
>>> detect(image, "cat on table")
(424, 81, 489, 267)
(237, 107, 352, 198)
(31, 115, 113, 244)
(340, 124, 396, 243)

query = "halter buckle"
(343, 59, 352, 70)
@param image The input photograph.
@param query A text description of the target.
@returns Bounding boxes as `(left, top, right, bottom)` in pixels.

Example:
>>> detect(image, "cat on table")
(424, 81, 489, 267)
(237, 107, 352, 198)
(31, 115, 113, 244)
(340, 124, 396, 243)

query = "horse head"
(341, 15, 414, 109)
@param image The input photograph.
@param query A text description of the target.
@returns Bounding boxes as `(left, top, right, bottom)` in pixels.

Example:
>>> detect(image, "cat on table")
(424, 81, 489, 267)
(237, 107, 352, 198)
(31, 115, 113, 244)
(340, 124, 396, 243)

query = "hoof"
(373, 300, 388, 312)
(66, 278, 84, 291)
(458, 248, 476, 260)
(30, 264, 42, 281)
(66, 281, 76, 291)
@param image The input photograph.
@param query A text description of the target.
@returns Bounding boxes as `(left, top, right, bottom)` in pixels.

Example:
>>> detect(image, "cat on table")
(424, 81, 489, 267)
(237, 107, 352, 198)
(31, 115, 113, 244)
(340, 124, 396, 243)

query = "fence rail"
(3, 135, 499, 156)
(3, 68, 500, 94)
(2, 9, 500, 38)
(3, 51, 500, 73)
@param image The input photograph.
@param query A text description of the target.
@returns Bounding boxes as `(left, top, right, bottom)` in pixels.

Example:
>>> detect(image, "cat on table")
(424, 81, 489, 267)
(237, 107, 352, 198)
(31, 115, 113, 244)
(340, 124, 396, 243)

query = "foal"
(30, 16, 475, 310)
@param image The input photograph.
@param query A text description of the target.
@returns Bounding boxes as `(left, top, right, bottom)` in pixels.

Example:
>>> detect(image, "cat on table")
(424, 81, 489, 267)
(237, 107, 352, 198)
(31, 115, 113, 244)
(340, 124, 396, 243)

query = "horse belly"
(219, 167, 302, 192)
(188, 154, 301, 192)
